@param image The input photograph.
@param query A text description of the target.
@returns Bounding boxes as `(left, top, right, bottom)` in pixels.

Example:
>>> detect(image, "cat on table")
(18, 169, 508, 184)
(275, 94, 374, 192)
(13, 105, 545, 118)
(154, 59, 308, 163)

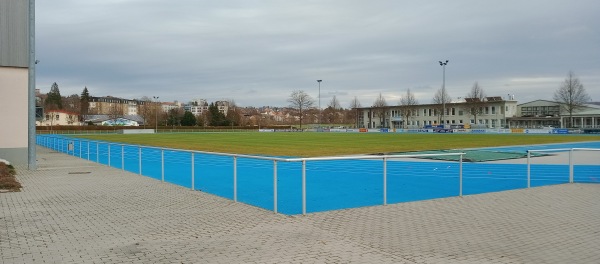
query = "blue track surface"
(37, 135, 600, 215)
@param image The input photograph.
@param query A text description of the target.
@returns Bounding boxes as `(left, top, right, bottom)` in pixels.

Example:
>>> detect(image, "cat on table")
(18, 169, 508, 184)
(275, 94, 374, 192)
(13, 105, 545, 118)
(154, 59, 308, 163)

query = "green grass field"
(75, 133, 600, 157)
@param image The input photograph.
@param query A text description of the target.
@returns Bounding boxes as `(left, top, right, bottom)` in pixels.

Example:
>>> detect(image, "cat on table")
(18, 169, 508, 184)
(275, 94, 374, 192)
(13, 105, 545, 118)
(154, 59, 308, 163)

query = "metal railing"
(39, 135, 599, 215)
(36, 129, 258, 135)
(527, 148, 600, 188)
(37, 135, 466, 215)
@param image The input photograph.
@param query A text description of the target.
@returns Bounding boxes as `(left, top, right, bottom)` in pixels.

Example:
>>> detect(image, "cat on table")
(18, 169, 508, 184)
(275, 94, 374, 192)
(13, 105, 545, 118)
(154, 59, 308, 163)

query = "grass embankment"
(75, 133, 600, 157)
(0, 162, 21, 192)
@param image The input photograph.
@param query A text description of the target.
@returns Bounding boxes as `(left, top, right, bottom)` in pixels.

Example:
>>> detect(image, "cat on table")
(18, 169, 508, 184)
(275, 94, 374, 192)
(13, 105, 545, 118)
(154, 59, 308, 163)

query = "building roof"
(85, 115, 145, 124)
(44, 110, 79, 116)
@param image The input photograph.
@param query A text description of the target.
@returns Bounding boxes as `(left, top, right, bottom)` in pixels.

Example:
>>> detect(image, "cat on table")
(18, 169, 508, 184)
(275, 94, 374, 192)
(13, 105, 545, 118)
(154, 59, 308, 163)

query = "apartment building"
(182, 100, 230, 116)
(357, 96, 518, 129)
(88, 96, 147, 116)
(184, 99, 209, 116)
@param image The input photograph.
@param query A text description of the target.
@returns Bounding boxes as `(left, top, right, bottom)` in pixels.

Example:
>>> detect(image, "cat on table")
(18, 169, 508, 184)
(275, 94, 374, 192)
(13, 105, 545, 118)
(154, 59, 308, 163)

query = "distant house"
(36, 110, 82, 126)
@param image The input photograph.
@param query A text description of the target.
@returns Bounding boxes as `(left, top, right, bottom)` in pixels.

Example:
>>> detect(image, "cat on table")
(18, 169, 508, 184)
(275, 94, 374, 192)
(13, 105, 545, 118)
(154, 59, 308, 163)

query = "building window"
(491, 106, 496, 115)
(56, 115, 60, 120)
(451, 108, 456, 115)
(45, 114, 50, 121)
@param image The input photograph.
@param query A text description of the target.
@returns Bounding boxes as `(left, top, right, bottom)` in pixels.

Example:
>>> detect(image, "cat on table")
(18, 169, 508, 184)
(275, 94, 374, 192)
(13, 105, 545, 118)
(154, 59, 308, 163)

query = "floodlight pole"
(317, 80, 322, 130)
(439, 60, 448, 126)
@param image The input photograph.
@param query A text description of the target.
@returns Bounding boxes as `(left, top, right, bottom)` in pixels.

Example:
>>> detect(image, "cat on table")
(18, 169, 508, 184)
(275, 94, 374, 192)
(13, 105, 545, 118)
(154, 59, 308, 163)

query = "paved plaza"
(1, 146, 599, 263)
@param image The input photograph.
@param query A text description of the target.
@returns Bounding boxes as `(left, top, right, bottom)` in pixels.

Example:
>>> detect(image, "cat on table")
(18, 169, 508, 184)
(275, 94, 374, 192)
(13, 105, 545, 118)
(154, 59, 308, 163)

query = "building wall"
(36, 111, 82, 126)
(358, 100, 517, 129)
(0, 0, 29, 67)
(0, 67, 29, 164)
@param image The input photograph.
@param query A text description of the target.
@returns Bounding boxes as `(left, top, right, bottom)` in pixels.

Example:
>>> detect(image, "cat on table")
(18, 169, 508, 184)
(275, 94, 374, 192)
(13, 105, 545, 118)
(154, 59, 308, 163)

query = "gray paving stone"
(1, 146, 599, 263)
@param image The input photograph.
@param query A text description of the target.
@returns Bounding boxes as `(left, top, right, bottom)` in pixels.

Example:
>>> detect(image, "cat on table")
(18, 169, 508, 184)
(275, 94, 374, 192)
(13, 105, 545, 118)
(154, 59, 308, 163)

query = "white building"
(36, 110, 82, 126)
(184, 99, 209, 116)
(161, 101, 183, 112)
(356, 97, 518, 129)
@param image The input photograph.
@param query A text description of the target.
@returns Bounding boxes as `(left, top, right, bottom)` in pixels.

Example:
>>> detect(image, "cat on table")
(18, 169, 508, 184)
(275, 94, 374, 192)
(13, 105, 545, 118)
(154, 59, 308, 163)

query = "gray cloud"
(36, 0, 600, 107)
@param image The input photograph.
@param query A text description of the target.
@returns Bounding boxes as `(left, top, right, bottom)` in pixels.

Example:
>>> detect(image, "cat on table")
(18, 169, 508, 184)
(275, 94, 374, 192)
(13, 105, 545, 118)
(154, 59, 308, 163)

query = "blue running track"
(37, 135, 600, 215)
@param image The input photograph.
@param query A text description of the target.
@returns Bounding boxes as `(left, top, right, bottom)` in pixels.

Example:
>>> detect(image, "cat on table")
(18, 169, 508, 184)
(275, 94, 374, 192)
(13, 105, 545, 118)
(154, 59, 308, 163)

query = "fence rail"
(527, 148, 600, 188)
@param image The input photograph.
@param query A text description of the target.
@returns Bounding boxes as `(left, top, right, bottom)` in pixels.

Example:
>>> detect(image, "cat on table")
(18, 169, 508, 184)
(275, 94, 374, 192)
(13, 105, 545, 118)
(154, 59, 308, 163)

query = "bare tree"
(107, 102, 123, 123)
(463, 82, 487, 125)
(372, 93, 388, 128)
(138, 96, 153, 128)
(225, 99, 241, 126)
(399, 89, 418, 128)
(346, 96, 362, 127)
(323, 95, 342, 125)
(63, 94, 81, 115)
(432, 88, 451, 125)
(553, 71, 591, 128)
(287, 90, 314, 130)
(328, 95, 341, 110)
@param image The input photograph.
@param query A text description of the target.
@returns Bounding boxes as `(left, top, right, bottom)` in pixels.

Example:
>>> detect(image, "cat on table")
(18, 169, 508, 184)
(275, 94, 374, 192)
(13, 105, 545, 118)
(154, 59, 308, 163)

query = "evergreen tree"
(45, 82, 63, 110)
(208, 102, 229, 126)
(180, 111, 197, 126)
(80, 87, 91, 121)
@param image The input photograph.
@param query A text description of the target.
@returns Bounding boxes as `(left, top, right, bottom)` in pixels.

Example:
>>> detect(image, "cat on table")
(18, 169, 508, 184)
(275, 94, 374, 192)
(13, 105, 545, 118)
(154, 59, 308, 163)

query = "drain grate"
(68, 171, 91, 174)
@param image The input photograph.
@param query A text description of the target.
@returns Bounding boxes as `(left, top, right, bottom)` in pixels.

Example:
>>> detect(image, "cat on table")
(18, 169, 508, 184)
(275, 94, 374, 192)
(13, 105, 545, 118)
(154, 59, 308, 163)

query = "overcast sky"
(36, 0, 600, 108)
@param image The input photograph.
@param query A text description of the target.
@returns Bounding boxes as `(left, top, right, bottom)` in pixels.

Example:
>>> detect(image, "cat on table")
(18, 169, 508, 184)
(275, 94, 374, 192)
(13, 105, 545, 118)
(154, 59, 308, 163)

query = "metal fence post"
(527, 150, 531, 188)
(138, 146, 142, 175)
(87, 141, 90, 160)
(96, 142, 99, 162)
(569, 148, 574, 183)
(191, 152, 195, 191)
(273, 160, 278, 213)
(383, 157, 387, 205)
(161, 148, 165, 182)
(459, 154, 463, 197)
(233, 156, 238, 202)
(108, 144, 111, 167)
(302, 160, 307, 215)
(121, 145, 125, 170)
(79, 140, 82, 158)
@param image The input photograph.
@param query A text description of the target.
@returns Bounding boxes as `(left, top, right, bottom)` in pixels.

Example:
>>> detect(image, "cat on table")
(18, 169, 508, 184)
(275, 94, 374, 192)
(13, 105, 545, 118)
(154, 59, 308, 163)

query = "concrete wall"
(0, 67, 29, 165)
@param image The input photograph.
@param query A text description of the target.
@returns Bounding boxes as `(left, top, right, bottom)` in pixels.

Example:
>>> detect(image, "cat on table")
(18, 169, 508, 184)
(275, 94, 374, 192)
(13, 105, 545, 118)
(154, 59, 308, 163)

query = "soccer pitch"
(76, 133, 600, 157)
